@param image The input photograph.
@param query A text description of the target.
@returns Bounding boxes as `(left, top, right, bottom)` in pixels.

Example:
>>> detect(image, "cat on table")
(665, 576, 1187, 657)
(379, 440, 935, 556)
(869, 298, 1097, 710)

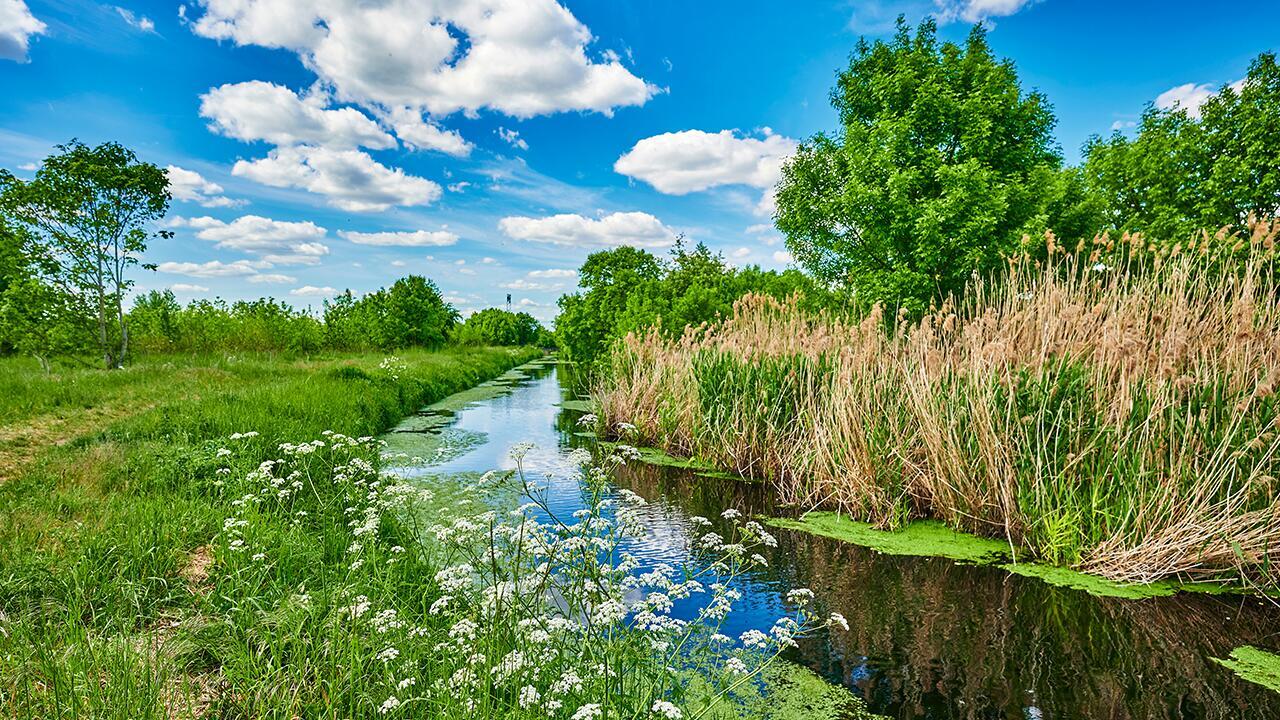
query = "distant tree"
(0, 140, 171, 368)
(1081, 52, 1280, 241)
(380, 275, 459, 349)
(556, 246, 662, 365)
(775, 19, 1065, 312)
(453, 308, 544, 346)
(555, 242, 843, 366)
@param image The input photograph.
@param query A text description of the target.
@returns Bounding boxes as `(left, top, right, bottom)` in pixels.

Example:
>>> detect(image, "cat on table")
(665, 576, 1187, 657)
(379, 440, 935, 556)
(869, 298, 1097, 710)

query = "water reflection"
(388, 361, 1280, 720)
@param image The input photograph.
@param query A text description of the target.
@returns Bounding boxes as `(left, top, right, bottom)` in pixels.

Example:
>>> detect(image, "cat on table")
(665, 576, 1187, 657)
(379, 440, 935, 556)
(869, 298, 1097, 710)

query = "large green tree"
(775, 19, 1067, 312)
(0, 141, 170, 368)
(1082, 52, 1280, 241)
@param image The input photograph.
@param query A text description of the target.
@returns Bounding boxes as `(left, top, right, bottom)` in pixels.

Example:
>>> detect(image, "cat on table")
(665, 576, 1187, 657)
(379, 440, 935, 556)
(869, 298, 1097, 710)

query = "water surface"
(385, 360, 1280, 720)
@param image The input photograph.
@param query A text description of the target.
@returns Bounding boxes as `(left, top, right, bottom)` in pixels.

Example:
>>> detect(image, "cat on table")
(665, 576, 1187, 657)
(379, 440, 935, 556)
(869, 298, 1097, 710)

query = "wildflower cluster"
(204, 429, 845, 718)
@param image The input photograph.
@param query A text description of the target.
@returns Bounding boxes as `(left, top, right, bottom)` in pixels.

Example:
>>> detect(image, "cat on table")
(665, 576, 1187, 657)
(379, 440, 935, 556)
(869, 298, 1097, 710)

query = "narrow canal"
(384, 359, 1280, 720)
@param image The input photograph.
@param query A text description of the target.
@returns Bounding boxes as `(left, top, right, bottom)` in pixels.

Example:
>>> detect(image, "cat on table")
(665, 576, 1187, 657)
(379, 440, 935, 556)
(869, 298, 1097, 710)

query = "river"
(384, 359, 1280, 720)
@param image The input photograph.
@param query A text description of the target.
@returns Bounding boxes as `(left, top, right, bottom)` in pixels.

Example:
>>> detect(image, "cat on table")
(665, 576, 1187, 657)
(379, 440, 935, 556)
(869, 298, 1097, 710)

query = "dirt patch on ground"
(181, 545, 215, 594)
(0, 401, 155, 482)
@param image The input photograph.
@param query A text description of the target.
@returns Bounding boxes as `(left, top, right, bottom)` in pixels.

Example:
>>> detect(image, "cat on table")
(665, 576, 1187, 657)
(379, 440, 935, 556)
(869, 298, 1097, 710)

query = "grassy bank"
(0, 349, 854, 719)
(598, 222, 1280, 589)
(0, 347, 540, 717)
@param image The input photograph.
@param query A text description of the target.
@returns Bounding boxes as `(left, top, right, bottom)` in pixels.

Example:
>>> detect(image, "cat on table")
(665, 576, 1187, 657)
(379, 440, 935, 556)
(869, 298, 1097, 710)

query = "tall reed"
(598, 220, 1280, 585)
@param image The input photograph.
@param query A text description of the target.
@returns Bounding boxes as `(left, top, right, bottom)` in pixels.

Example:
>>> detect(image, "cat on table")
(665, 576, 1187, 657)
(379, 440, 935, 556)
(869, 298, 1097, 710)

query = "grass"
(0, 348, 861, 719)
(598, 219, 1280, 589)
(0, 346, 541, 718)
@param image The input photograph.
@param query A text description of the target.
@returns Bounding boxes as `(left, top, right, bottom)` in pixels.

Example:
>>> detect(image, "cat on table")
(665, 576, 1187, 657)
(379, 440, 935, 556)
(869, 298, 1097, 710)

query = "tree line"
(1, 142, 548, 368)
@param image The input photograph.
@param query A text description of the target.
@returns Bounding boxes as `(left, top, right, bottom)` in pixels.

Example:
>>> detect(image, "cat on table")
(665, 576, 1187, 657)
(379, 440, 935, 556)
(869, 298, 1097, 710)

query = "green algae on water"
(998, 561, 1180, 600)
(1213, 646, 1280, 694)
(767, 513, 1010, 563)
(690, 661, 886, 720)
(558, 398, 595, 412)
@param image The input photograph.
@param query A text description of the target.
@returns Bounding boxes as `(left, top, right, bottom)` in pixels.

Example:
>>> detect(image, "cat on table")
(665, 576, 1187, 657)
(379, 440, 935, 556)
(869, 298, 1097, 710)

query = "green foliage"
(324, 275, 459, 351)
(128, 291, 325, 354)
(452, 307, 544, 346)
(556, 242, 840, 366)
(1081, 52, 1280, 241)
(775, 19, 1066, 312)
(0, 140, 171, 368)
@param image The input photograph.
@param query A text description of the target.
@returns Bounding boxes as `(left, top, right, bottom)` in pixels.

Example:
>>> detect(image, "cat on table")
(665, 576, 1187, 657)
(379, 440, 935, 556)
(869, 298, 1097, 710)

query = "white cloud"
(200, 81, 394, 149)
(170, 283, 209, 293)
(115, 6, 156, 33)
(338, 229, 458, 247)
(772, 250, 794, 264)
(166, 165, 241, 208)
(0, 0, 44, 62)
(390, 260, 407, 267)
(232, 145, 441, 212)
(172, 214, 330, 265)
(500, 278, 563, 291)
(936, 0, 1037, 23)
(499, 211, 676, 249)
(616, 129, 796, 195)
(1110, 120, 1136, 131)
(290, 285, 338, 297)
(732, 247, 752, 259)
(157, 260, 267, 278)
(190, 0, 658, 119)
(16, 161, 37, 171)
(497, 126, 528, 150)
(386, 107, 472, 156)
(246, 273, 297, 284)
(448, 181, 471, 192)
(528, 268, 576, 278)
(1154, 78, 1245, 120)
(615, 128, 796, 215)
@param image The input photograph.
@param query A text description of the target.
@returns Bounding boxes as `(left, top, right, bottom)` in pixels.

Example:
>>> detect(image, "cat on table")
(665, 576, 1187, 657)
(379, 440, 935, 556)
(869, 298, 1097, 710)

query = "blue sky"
(2, 0, 1276, 322)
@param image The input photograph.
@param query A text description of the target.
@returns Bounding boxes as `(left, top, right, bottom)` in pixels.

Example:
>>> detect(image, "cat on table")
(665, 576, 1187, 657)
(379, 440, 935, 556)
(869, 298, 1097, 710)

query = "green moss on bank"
(767, 513, 1010, 563)
(771, 511, 1254, 600)
(1213, 646, 1280, 694)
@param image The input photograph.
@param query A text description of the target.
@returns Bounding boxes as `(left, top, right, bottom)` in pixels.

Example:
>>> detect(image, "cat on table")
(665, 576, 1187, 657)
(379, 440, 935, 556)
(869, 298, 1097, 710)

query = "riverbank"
(597, 239, 1280, 591)
(0, 347, 540, 717)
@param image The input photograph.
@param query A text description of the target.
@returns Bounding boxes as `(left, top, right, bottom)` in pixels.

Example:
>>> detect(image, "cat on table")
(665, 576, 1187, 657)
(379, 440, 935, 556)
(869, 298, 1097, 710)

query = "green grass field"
(0, 347, 541, 718)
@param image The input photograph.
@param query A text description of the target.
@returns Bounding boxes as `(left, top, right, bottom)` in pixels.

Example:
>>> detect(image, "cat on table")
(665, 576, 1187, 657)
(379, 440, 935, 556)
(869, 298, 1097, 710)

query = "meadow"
(0, 348, 854, 719)
(598, 220, 1280, 589)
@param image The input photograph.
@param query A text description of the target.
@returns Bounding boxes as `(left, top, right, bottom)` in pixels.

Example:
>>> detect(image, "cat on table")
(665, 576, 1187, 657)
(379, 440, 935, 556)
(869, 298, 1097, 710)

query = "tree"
(1082, 52, 1280, 241)
(453, 308, 543, 346)
(0, 140, 170, 368)
(556, 246, 662, 365)
(0, 275, 94, 371)
(775, 19, 1064, 312)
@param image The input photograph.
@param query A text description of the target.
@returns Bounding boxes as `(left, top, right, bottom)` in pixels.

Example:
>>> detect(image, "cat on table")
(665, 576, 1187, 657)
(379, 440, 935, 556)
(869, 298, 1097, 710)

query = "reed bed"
(598, 220, 1280, 585)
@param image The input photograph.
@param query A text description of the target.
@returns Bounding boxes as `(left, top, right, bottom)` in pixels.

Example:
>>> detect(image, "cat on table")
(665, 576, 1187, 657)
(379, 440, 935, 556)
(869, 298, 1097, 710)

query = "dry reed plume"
(598, 219, 1280, 585)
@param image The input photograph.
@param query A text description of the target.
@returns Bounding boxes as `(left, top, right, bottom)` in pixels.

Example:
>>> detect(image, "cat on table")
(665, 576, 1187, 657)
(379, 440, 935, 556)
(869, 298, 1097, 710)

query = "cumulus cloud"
(189, 0, 657, 119)
(616, 129, 796, 195)
(0, 0, 45, 62)
(338, 229, 458, 247)
(500, 278, 563, 291)
(772, 250, 794, 264)
(170, 283, 209, 293)
(1155, 78, 1245, 120)
(157, 259, 268, 278)
(386, 107, 472, 156)
(936, 0, 1037, 23)
(166, 165, 241, 208)
(200, 81, 394, 149)
(232, 145, 441, 212)
(246, 273, 297, 284)
(172, 214, 330, 265)
(290, 285, 338, 297)
(499, 211, 676, 249)
(528, 268, 577, 278)
(497, 127, 528, 150)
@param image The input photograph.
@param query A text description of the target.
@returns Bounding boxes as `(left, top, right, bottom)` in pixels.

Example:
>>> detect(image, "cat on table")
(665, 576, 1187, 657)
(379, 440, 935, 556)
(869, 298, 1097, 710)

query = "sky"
(1, 0, 1277, 323)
